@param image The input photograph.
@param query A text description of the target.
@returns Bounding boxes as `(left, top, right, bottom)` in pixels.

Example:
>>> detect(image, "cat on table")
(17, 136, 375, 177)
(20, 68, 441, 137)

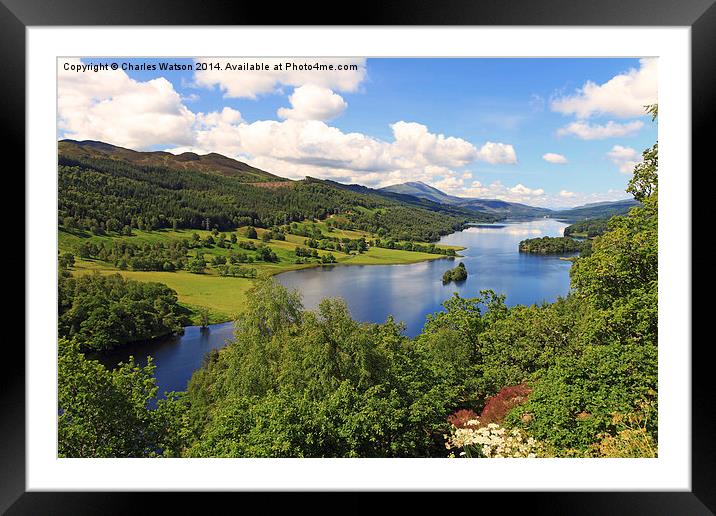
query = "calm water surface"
(277, 218, 572, 338)
(101, 218, 572, 397)
(94, 321, 235, 401)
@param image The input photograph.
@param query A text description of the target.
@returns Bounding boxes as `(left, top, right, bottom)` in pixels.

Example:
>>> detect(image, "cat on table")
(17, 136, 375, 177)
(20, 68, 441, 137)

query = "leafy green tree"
(58, 273, 189, 352)
(58, 339, 178, 457)
(58, 252, 75, 269)
(442, 262, 468, 283)
(510, 106, 659, 453)
(199, 307, 210, 328)
(186, 253, 206, 274)
(182, 280, 463, 457)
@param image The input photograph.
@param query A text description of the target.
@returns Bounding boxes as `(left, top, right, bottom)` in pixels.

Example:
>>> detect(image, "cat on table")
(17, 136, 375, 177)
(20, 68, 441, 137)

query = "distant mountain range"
(379, 181, 639, 220)
(549, 199, 641, 221)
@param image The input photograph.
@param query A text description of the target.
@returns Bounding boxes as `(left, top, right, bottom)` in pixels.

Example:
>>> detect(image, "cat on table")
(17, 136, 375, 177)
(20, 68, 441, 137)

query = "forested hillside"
(555, 199, 641, 221)
(58, 141, 476, 242)
(59, 139, 286, 182)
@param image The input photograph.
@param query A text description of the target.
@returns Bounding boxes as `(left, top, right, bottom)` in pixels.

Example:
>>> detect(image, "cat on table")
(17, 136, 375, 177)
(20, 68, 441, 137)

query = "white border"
(27, 27, 691, 491)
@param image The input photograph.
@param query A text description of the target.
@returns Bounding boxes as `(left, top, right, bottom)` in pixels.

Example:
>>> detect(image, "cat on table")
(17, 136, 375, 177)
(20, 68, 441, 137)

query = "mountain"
(379, 181, 640, 220)
(323, 180, 493, 220)
(58, 141, 480, 242)
(59, 140, 287, 183)
(379, 181, 464, 205)
(380, 181, 552, 218)
(553, 199, 640, 220)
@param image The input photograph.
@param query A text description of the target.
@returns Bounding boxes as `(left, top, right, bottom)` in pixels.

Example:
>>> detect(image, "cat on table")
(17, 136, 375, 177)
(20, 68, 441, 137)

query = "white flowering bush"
(445, 421, 539, 458)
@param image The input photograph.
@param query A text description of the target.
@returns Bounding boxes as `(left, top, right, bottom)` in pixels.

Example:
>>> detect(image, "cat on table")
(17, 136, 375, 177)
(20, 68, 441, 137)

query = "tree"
(198, 307, 210, 328)
(246, 226, 258, 239)
(58, 339, 179, 457)
(183, 280, 462, 458)
(58, 252, 75, 269)
(442, 262, 467, 283)
(186, 253, 206, 274)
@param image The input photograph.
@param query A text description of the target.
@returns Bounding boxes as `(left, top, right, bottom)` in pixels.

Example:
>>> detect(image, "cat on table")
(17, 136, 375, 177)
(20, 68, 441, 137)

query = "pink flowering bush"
(479, 383, 532, 425)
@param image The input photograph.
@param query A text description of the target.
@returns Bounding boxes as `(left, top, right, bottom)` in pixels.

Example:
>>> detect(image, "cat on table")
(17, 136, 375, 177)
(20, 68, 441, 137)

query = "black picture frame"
(4, 0, 709, 513)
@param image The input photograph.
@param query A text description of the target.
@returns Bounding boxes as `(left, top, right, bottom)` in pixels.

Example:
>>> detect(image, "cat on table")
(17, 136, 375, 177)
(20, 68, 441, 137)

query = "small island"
(518, 236, 585, 255)
(442, 262, 468, 283)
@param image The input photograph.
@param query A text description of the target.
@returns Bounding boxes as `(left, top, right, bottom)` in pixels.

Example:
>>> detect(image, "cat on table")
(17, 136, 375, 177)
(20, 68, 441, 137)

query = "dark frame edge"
(4, 0, 712, 513)
(0, 1, 26, 515)
(691, 1, 716, 513)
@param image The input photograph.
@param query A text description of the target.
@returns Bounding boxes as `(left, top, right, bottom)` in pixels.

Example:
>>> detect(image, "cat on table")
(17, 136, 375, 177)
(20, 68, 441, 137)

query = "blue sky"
(58, 57, 657, 207)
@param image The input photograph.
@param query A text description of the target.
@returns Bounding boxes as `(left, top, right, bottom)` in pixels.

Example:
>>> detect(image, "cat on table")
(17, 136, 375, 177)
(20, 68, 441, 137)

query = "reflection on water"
(277, 219, 573, 338)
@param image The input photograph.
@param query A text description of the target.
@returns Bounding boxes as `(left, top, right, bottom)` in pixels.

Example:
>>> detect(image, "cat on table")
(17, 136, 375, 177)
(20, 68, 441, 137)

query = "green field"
(60, 221, 463, 324)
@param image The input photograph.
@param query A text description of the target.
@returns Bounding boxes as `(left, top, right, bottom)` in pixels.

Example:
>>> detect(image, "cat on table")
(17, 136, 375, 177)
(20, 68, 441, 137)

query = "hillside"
(58, 141, 479, 242)
(59, 140, 287, 182)
(554, 199, 640, 221)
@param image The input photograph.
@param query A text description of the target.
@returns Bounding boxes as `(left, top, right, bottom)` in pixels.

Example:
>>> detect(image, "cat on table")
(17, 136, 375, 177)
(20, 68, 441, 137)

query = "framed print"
(4, 0, 712, 512)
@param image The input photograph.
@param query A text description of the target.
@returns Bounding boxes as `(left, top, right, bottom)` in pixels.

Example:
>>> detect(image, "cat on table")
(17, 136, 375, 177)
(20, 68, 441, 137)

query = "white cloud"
(557, 120, 644, 140)
(169, 118, 516, 188)
(167, 115, 519, 190)
(458, 180, 546, 203)
(196, 107, 243, 127)
(449, 180, 628, 209)
(277, 85, 347, 121)
(529, 94, 546, 112)
(476, 141, 518, 164)
(510, 183, 545, 196)
(607, 145, 642, 174)
(58, 58, 196, 150)
(542, 152, 568, 164)
(389, 122, 484, 167)
(551, 58, 657, 118)
(432, 175, 465, 193)
(193, 58, 367, 99)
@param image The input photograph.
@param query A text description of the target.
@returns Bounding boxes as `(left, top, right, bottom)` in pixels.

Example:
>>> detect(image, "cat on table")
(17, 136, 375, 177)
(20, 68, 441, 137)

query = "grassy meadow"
(59, 220, 463, 325)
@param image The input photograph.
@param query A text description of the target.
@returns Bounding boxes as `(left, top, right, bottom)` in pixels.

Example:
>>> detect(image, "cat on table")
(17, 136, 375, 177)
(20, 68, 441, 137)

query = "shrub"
(480, 383, 532, 426)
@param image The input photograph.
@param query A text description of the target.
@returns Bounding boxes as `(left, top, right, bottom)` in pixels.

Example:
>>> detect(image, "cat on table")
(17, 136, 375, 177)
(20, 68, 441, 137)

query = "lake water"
(100, 218, 573, 397)
(277, 218, 573, 338)
(93, 321, 236, 401)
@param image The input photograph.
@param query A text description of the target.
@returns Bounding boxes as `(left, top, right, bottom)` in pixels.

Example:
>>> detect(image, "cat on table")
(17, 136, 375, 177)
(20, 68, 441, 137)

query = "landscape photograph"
(57, 57, 658, 459)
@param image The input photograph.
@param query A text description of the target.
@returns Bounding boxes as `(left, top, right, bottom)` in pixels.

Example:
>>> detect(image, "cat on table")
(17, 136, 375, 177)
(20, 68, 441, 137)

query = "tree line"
(518, 236, 585, 254)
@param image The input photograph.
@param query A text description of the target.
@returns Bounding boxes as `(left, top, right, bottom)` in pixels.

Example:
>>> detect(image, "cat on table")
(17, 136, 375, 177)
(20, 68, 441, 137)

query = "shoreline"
(66, 227, 469, 326)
